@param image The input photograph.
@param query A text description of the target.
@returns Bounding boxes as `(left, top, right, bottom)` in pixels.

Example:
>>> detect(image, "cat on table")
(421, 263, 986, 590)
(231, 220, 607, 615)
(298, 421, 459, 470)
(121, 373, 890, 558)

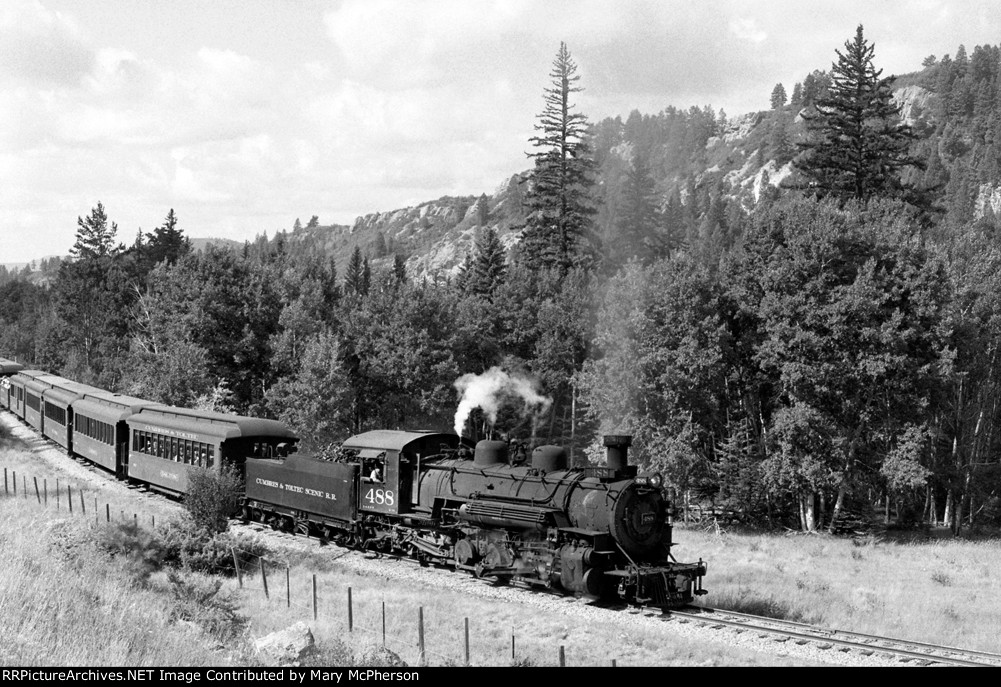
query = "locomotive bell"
(603, 434, 632, 471)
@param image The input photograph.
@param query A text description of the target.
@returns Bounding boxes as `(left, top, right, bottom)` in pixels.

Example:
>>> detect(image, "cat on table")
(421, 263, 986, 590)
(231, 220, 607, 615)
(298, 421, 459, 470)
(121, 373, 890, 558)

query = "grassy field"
(3, 419, 1000, 666)
(675, 522, 1001, 654)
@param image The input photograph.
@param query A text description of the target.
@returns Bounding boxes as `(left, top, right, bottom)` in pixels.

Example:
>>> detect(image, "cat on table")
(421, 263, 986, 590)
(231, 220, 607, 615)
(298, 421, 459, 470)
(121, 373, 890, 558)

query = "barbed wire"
(2, 463, 606, 667)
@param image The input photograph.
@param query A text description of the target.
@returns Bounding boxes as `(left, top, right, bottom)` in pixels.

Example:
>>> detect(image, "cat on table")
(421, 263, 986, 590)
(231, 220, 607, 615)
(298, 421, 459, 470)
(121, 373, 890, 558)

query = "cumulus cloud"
(0, 0, 94, 86)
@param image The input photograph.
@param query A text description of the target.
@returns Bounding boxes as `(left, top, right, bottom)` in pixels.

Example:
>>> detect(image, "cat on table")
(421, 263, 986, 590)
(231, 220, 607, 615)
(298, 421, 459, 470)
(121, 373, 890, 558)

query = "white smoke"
(453, 367, 552, 437)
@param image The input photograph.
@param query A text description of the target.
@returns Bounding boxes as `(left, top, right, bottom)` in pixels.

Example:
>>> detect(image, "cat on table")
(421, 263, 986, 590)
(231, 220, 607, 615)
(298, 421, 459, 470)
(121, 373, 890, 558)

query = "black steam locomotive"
(244, 430, 708, 608)
(0, 357, 707, 609)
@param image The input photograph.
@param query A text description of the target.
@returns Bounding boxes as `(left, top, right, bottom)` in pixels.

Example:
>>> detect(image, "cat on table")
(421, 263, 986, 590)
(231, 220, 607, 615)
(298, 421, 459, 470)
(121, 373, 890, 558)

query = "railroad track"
(666, 606, 1001, 667)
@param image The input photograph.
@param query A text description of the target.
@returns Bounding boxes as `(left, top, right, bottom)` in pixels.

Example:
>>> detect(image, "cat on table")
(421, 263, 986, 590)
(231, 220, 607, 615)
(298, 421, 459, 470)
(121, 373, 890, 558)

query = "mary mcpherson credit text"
(1, 670, 420, 683)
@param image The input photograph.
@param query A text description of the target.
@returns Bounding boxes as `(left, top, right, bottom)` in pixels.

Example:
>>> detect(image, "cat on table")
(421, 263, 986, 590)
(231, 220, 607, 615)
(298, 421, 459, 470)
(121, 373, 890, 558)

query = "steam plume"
(453, 367, 551, 437)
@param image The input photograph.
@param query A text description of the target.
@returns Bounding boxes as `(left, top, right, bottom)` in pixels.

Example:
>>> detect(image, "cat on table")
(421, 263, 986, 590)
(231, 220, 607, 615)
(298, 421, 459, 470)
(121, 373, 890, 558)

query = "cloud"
(0, 0, 94, 86)
(730, 17, 768, 43)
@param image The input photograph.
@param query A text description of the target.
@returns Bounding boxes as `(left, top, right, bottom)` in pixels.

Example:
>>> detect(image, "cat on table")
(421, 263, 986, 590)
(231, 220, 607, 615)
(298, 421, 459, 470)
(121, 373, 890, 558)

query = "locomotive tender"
(0, 357, 707, 609)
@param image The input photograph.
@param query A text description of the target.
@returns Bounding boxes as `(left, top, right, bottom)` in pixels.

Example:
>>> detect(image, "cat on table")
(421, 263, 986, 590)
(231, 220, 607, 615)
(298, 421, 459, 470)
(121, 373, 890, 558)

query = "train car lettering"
(363, 488, 394, 506)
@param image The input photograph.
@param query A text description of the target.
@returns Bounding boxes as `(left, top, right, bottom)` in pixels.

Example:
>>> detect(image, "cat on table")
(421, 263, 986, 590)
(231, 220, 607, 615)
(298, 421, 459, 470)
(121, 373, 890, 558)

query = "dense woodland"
(6, 28, 1001, 534)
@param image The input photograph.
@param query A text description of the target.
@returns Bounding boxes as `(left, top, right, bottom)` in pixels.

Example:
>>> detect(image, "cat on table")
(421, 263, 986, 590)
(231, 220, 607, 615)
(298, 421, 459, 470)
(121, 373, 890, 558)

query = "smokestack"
(604, 435, 632, 471)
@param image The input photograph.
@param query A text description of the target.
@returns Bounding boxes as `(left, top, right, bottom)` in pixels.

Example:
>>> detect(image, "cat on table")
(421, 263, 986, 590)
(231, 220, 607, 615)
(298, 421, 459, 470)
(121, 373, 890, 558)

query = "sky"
(2, 0, 1000, 264)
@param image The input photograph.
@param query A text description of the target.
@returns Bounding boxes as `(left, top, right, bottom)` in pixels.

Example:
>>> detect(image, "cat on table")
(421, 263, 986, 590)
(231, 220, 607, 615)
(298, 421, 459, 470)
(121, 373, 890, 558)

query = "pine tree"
(611, 153, 661, 266)
(145, 209, 191, 267)
(520, 42, 598, 275)
(800, 70, 831, 109)
(794, 25, 925, 206)
(476, 193, 490, 226)
(790, 82, 804, 108)
(770, 83, 787, 109)
(770, 113, 795, 165)
(468, 227, 507, 299)
(70, 202, 122, 260)
(391, 254, 407, 284)
(344, 246, 365, 296)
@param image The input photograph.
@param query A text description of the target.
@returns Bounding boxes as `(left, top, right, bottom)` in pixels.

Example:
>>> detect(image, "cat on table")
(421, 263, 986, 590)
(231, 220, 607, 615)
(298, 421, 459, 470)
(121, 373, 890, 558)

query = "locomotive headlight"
(636, 472, 663, 488)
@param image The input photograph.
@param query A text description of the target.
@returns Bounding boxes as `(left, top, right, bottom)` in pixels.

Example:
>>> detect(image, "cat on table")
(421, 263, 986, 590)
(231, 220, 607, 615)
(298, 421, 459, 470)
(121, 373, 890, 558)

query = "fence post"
(44, 479, 47, 506)
(22, 475, 26, 499)
(80, 490, 85, 515)
(33, 477, 40, 504)
(511, 629, 515, 661)
(260, 559, 269, 599)
(382, 602, 386, 646)
(105, 503, 110, 523)
(464, 618, 470, 667)
(347, 587, 353, 632)
(418, 607, 426, 667)
(55, 478, 58, 508)
(12, 470, 15, 496)
(232, 548, 243, 588)
(3, 467, 6, 494)
(559, 645, 565, 667)
(312, 575, 317, 621)
(68, 485, 72, 514)
(286, 566, 290, 608)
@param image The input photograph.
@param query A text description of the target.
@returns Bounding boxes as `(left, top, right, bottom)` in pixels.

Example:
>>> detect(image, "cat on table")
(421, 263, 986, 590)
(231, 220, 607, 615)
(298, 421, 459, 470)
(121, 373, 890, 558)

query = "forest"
(4, 28, 1001, 535)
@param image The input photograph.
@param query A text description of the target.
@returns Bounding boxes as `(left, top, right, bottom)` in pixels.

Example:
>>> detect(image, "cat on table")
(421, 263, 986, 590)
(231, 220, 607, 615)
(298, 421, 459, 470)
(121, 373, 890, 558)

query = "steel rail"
(692, 606, 1001, 662)
(669, 607, 997, 667)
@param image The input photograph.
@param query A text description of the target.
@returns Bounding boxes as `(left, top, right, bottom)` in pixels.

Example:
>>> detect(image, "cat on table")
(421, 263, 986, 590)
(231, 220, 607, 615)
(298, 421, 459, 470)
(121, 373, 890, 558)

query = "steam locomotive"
(245, 431, 708, 608)
(0, 357, 707, 609)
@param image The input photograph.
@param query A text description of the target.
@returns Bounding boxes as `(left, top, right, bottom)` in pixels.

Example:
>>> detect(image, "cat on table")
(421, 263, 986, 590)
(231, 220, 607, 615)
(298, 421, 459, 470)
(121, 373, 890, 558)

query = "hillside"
(233, 45, 999, 281)
(6, 45, 997, 286)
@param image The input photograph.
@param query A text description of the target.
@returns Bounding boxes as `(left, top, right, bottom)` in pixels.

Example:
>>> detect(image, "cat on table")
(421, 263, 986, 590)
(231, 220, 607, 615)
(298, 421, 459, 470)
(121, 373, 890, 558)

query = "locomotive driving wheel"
(454, 539, 477, 566)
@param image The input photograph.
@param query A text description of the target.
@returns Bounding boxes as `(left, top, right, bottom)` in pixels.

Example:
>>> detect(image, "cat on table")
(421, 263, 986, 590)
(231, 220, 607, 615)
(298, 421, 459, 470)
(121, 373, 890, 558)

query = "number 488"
(364, 488, 395, 506)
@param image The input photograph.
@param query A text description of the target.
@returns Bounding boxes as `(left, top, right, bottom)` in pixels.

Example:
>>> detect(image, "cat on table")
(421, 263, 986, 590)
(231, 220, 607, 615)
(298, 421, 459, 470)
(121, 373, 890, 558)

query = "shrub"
(94, 521, 170, 584)
(158, 520, 271, 575)
(166, 570, 247, 642)
(184, 463, 244, 534)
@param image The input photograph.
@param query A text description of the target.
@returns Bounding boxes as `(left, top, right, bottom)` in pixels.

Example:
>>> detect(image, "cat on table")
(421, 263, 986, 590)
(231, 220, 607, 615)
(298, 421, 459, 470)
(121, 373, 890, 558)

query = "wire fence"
(224, 539, 613, 666)
(1, 464, 620, 667)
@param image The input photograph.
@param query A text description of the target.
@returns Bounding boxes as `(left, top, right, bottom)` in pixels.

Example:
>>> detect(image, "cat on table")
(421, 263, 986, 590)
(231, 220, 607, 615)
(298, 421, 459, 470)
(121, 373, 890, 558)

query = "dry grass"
(0, 502, 241, 665)
(677, 524, 1001, 653)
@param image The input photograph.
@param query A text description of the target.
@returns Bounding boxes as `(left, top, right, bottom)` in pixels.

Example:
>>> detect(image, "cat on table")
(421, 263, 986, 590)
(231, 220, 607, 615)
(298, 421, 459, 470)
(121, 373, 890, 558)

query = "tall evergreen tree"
(392, 254, 407, 283)
(610, 153, 661, 267)
(344, 246, 365, 296)
(790, 82, 803, 108)
(145, 209, 191, 267)
(794, 25, 926, 206)
(770, 83, 787, 109)
(520, 42, 598, 275)
(70, 201, 122, 260)
(468, 227, 508, 299)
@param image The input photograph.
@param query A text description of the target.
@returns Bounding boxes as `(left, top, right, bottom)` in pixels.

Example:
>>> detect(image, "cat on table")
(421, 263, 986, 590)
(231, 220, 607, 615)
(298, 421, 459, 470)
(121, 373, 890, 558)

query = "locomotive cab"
(341, 430, 463, 516)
